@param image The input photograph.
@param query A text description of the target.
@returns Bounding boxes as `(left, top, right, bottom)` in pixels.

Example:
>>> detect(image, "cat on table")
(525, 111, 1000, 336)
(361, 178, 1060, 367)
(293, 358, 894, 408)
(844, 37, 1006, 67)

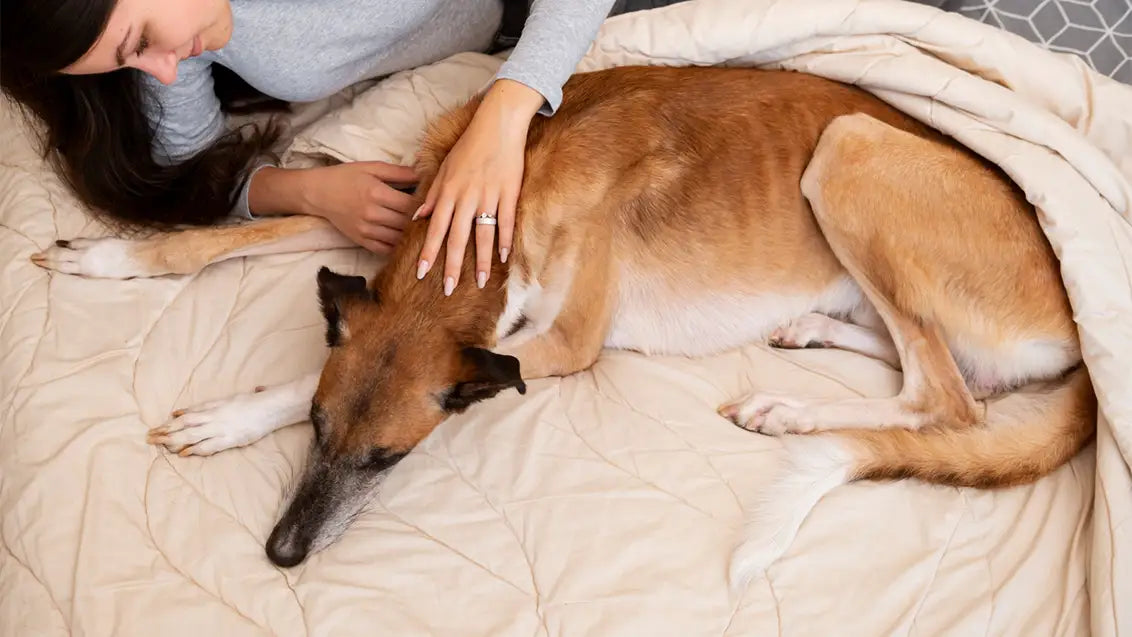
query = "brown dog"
(32, 66, 1095, 582)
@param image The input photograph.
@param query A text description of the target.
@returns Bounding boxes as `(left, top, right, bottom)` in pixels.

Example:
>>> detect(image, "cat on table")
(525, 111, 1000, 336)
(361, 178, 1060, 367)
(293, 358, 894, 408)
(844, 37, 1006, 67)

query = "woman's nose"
(133, 51, 180, 85)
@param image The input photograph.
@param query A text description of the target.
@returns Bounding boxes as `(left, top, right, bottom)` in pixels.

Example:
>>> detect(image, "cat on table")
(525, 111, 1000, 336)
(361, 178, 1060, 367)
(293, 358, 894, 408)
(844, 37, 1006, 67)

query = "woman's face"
(62, 0, 233, 85)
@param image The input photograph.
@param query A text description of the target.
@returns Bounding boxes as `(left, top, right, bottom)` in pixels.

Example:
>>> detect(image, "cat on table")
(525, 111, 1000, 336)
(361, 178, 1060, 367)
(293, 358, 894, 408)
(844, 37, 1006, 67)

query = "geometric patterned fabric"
(934, 0, 1132, 83)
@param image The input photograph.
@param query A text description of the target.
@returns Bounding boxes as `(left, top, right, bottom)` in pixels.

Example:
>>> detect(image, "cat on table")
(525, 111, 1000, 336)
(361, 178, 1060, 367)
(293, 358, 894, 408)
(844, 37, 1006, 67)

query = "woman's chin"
(204, 30, 231, 52)
(206, 7, 235, 51)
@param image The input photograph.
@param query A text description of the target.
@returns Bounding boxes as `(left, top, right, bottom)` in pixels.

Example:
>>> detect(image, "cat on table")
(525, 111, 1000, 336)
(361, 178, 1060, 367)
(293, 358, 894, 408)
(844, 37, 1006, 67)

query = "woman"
(1, 0, 678, 293)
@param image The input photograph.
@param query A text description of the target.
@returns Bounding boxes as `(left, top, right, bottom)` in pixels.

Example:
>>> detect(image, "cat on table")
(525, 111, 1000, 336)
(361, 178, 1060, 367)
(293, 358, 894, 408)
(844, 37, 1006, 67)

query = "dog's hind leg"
(727, 113, 1089, 590)
(722, 114, 999, 436)
(722, 308, 977, 435)
(31, 216, 354, 279)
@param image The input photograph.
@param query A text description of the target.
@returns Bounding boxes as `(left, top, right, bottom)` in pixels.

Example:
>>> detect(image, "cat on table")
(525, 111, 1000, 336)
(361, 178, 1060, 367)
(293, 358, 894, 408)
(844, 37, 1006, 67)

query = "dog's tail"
(728, 364, 1095, 590)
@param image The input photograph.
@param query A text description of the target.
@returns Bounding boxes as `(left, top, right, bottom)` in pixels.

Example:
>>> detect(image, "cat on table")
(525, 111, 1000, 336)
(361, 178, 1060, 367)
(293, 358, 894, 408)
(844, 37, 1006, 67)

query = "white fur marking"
(495, 264, 575, 348)
(730, 435, 853, 591)
(605, 271, 863, 357)
(33, 238, 150, 279)
(948, 334, 1079, 395)
(528, 263, 573, 333)
(148, 372, 319, 456)
(495, 274, 538, 346)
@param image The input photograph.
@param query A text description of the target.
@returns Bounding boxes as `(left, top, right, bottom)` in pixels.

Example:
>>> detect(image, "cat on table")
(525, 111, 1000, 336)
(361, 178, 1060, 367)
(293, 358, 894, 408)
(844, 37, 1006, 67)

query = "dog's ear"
(316, 266, 375, 346)
(443, 347, 527, 412)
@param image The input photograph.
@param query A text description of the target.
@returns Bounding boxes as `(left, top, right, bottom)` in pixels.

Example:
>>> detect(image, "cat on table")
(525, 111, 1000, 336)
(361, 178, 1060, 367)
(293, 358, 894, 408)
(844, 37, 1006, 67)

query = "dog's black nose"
(266, 523, 309, 567)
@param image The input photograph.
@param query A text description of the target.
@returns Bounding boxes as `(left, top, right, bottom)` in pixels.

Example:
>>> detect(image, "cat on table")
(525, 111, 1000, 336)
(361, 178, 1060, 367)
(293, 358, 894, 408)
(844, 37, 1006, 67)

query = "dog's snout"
(266, 522, 309, 567)
(265, 449, 389, 566)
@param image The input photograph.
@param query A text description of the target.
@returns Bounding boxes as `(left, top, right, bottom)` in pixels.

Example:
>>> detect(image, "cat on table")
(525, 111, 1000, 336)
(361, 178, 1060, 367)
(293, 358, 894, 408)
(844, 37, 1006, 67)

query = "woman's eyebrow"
(115, 26, 133, 66)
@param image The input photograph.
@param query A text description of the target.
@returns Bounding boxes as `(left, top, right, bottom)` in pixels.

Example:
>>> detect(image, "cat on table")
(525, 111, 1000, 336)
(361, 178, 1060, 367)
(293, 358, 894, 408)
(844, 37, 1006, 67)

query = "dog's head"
(265, 266, 524, 567)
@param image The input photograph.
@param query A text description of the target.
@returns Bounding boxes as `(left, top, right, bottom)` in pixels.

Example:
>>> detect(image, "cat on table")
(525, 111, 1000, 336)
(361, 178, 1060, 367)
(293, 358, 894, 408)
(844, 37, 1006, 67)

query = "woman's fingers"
(365, 204, 409, 230)
(361, 223, 403, 246)
(373, 185, 418, 217)
(365, 239, 396, 255)
(474, 189, 500, 288)
(443, 191, 481, 295)
(497, 179, 518, 264)
(413, 166, 444, 221)
(418, 180, 457, 281)
(360, 161, 419, 187)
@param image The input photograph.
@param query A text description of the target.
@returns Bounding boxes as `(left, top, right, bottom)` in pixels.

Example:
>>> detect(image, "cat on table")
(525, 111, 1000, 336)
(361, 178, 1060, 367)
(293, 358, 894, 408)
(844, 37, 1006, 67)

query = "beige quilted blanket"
(3, 0, 1129, 635)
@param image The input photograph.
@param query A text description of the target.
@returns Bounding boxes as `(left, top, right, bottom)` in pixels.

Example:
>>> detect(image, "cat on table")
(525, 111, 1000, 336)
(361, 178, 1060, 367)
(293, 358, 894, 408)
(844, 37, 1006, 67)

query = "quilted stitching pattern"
(3, 1, 1128, 634)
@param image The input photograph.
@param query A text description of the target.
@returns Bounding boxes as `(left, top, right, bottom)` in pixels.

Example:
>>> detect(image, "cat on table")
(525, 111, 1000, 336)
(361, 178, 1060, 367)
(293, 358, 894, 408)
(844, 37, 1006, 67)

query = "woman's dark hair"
(1, 0, 286, 231)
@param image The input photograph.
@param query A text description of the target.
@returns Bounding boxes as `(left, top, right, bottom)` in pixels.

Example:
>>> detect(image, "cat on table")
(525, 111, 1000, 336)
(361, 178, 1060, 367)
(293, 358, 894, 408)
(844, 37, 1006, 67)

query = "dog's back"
(420, 67, 951, 293)
(421, 68, 1070, 364)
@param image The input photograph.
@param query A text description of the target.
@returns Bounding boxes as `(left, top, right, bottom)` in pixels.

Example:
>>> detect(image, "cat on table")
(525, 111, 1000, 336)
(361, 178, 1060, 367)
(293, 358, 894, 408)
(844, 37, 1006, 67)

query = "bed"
(2, 0, 1130, 635)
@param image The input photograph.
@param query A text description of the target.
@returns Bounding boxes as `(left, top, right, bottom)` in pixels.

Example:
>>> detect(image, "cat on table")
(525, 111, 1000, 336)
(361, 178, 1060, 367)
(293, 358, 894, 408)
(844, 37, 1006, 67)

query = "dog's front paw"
(148, 387, 286, 457)
(718, 393, 812, 435)
(31, 238, 150, 279)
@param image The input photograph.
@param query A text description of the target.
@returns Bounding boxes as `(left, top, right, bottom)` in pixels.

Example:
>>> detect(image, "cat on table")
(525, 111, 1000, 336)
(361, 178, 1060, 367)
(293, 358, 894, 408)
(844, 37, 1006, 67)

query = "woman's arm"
(414, 0, 618, 294)
(247, 162, 418, 254)
(493, 0, 618, 115)
(145, 59, 418, 252)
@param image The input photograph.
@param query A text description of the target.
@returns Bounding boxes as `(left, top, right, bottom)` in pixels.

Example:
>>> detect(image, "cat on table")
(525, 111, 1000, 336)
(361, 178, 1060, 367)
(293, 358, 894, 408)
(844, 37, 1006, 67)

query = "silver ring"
(474, 213, 497, 226)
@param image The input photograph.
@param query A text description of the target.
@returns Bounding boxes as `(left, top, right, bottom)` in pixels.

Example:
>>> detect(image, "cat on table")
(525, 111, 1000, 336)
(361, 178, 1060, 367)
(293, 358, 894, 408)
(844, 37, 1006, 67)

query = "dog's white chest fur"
(604, 268, 864, 358)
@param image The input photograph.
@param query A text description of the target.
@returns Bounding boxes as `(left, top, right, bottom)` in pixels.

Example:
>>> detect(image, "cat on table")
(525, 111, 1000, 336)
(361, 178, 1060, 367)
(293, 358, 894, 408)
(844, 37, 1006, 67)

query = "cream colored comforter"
(2, 0, 1129, 635)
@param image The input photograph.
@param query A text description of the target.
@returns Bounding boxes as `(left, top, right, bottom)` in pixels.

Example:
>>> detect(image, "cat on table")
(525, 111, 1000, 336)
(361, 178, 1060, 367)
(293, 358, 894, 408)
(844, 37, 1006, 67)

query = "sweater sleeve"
(493, 0, 617, 116)
(140, 58, 269, 219)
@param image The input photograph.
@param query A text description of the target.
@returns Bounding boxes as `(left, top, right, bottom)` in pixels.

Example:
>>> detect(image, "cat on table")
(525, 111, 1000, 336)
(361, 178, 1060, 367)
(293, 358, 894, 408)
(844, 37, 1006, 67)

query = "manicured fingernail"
(411, 205, 424, 221)
(476, 271, 487, 289)
(416, 260, 429, 279)
(500, 248, 509, 263)
(444, 276, 455, 296)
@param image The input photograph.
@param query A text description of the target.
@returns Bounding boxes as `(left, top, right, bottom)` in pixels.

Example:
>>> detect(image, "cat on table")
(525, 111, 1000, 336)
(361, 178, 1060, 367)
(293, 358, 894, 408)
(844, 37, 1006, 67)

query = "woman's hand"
(250, 162, 419, 254)
(414, 79, 545, 294)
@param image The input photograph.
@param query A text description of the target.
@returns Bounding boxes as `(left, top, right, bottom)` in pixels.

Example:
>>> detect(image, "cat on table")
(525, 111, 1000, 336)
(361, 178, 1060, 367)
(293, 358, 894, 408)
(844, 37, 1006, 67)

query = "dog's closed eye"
(310, 403, 328, 445)
(359, 447, 406, 473)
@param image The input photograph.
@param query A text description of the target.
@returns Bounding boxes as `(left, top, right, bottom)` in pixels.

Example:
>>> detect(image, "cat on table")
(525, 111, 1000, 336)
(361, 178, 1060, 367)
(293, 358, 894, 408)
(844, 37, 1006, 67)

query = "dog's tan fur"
(32, 65, 1096, 573)
(30, 214, 354, 278)
(798, 115, 1093, 487)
